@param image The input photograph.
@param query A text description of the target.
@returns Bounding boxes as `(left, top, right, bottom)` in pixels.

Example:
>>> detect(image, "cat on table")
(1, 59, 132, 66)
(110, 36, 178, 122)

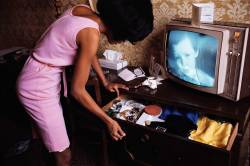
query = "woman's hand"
(105, 82, 129, 96)
(107, 119, 126, 141)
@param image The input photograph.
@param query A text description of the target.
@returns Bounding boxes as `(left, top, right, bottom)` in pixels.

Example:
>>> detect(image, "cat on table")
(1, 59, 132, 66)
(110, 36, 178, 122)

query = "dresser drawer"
(102, 95, 239, 166)
(149, 130, 234, 166)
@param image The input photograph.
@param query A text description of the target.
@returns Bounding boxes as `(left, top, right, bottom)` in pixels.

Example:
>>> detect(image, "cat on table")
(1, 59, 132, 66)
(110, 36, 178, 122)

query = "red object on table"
(144, 105, 162, 116)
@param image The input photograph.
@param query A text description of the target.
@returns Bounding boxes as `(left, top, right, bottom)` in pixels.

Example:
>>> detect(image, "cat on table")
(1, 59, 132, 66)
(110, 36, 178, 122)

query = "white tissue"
(103, 49, 123, 61)
(142, 77, 158, 89)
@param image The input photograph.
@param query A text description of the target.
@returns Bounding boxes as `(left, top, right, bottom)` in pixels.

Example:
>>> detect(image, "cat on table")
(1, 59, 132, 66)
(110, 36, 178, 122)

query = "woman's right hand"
(104, 82, 129, 97)
(107, 119, 126, 141)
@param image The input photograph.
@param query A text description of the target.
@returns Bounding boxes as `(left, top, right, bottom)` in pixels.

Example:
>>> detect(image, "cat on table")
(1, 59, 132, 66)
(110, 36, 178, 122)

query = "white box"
(99, 58, 128, 70)
(192, 3, 214, 25)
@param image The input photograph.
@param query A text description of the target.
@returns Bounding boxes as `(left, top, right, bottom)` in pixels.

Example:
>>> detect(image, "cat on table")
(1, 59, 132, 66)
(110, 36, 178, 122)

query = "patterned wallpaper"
(1, 0, 249, 66)
(58, 0, 250, 66)
(0, 0, 56, 49)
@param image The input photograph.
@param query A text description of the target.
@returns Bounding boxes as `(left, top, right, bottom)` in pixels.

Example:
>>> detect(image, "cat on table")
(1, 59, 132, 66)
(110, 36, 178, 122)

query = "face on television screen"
(167, 30, 218, 87)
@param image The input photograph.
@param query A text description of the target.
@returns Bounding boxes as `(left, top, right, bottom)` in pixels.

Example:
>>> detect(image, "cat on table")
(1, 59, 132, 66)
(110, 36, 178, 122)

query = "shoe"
(3, 139, 31, 158)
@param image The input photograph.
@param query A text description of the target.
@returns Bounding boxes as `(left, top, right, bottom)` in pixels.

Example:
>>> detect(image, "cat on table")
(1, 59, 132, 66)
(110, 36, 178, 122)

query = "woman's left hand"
(105, 82, 129, 96)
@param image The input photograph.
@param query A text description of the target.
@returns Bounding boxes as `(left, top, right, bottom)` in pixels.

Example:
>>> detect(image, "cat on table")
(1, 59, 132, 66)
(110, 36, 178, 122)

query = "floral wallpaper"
(57, 0, 249, 66)
(1, 0, 249, 66)
(0, 0, 57, 49)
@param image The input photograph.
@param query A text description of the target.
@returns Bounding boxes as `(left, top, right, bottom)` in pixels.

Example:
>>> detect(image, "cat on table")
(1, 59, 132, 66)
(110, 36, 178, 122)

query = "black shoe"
(3, 139, 31, 158)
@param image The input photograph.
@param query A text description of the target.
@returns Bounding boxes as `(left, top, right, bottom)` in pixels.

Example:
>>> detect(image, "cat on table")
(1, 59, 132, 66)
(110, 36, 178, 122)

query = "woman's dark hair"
(97, 0, 153, 43)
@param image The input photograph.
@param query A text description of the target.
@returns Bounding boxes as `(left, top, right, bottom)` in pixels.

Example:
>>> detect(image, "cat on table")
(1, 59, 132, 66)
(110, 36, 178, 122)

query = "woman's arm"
(91, 55, 128, 96)
(91, 54, 109, 87)
(71, 27, 125, 141)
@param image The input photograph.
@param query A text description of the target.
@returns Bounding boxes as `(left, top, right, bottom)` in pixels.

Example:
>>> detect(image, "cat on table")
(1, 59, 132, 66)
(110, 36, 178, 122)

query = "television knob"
(236, 53, 240, 57)
(227, 51, 233, 56)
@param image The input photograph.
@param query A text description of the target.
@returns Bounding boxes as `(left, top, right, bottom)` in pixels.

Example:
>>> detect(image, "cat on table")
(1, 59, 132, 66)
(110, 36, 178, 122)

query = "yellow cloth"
(189, 117, 233, 148)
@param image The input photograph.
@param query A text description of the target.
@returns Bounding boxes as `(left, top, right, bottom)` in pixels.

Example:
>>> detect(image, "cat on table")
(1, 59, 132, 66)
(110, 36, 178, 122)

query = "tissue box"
(99, 59, 128, 70)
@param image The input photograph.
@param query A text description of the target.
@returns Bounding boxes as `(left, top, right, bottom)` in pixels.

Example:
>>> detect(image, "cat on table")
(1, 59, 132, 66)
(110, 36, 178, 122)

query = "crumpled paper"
(142, 77, 158, 89)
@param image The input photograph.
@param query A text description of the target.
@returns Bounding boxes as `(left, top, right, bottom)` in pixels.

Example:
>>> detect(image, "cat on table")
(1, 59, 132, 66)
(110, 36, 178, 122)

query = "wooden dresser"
(103, 69, 250, 166)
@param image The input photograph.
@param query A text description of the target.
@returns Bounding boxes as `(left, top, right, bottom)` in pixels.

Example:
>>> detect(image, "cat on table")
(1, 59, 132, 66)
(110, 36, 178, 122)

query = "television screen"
(167, 30, 218, 87)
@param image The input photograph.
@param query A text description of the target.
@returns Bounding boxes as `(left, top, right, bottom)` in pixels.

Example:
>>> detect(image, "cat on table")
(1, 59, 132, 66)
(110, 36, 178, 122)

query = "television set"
(161, 21, 250, 101)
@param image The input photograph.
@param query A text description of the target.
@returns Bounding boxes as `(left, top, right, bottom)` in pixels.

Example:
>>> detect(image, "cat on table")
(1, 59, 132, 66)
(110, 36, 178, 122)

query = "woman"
(17, 0, 153, 165)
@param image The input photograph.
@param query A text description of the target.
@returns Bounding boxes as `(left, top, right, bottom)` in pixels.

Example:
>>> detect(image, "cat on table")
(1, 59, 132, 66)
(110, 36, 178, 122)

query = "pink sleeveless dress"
(17, 5, 99, 152)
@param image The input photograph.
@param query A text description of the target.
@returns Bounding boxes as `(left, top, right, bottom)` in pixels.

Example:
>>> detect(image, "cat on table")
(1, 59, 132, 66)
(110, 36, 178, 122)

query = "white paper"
(118, 68, 136, 82)
(136, 112, 165, 126)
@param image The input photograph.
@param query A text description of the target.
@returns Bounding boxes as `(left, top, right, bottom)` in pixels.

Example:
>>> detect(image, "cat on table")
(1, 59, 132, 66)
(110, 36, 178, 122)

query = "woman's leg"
(54, 148, 71, 166)
(18, 96, 71, 164)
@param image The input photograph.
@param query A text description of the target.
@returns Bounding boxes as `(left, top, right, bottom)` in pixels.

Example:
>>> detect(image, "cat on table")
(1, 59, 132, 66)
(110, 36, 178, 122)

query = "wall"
(1, 0, 249, 66)
(0, 0, 57, 49)
(58, 0, 250, 66)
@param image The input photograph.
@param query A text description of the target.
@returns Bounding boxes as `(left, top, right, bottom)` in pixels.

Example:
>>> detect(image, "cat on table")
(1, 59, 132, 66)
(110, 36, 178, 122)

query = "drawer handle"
(123, 139, 135, 161)
(140, 134, 150, 143)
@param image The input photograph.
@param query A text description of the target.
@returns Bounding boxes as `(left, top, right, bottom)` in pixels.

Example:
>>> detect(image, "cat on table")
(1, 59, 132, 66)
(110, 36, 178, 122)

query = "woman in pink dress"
(17, 0, 153, 165)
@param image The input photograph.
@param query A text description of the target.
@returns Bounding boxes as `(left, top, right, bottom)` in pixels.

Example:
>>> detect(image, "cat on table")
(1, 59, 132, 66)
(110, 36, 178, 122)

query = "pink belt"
(30, 55, 68, 97)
